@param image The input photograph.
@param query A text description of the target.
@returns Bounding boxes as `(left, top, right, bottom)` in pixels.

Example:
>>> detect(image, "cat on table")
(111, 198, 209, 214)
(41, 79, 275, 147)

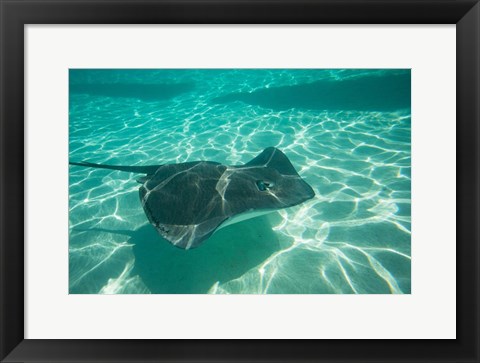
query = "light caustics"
(69, 69, 411, 294)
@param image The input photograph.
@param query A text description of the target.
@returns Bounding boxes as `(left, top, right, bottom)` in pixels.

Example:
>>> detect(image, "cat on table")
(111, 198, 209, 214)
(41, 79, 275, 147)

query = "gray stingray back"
(139, 147, 315, 249)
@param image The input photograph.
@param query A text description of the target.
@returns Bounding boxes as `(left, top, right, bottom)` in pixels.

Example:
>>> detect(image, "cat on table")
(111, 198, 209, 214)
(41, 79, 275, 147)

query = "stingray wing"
(242, 146, 301, 176)
(148, 217, 228, 249)
(139, 161, 230, 249)
(226, 147, 315, 212)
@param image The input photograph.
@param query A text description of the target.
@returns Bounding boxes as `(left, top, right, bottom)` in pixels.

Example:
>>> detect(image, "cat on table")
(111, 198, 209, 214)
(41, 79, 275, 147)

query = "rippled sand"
(69, 69, 411, 294)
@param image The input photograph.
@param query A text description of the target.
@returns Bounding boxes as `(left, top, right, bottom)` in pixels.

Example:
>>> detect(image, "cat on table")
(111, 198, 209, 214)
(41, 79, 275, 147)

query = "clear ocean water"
(69, 69, 411, 294)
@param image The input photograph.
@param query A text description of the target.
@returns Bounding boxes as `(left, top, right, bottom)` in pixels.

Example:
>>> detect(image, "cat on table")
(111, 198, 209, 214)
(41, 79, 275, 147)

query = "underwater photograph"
(69, 69, 411, 294)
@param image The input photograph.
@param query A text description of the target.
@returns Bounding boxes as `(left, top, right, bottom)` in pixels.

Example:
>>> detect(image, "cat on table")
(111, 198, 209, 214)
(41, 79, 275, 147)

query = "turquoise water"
(69, 69, 411, 294)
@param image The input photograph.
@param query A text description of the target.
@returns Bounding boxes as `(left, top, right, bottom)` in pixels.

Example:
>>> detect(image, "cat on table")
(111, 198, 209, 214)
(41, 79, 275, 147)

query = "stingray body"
(70, 147, 315, 249)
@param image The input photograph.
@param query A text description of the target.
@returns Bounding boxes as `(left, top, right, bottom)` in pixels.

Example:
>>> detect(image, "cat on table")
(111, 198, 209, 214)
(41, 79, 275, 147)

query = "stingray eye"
(256, 180, 274, 191)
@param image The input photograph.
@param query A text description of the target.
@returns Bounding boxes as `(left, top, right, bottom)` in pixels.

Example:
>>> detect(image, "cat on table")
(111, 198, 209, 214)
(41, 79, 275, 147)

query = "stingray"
(70, 147, 315, 249)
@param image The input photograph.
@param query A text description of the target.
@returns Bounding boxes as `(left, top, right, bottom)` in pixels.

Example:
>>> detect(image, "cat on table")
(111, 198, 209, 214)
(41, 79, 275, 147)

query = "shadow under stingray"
(80, 215, 282, 294)
(212, 72, 411, 112)
(70, 82, 195, 102)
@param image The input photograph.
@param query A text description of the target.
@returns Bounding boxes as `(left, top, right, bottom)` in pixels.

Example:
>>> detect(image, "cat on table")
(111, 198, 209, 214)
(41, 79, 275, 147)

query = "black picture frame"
(1, 1, 479, 362)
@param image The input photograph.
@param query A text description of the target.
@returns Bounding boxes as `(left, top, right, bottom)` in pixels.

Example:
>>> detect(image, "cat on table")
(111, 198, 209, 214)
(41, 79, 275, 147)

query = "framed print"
(1, 0, 479, 362)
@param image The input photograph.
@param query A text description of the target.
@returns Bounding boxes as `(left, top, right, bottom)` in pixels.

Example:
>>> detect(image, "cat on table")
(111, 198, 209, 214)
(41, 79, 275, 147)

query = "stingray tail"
(69, 161, 160, 175)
